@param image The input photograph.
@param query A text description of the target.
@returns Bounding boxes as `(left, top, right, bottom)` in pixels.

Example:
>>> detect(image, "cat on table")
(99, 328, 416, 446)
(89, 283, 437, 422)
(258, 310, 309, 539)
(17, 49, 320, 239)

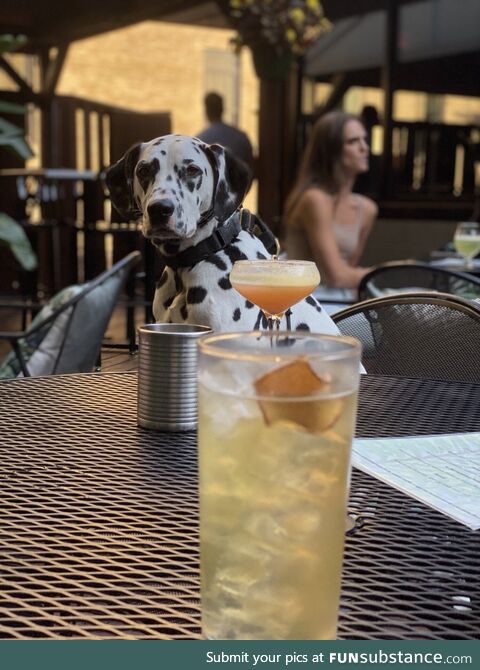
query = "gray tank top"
(284, 195, 363, 263)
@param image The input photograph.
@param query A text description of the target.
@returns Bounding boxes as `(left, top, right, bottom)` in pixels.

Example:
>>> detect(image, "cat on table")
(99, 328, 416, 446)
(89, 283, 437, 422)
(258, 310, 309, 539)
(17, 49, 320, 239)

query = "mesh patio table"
(0, 372, 479, 640)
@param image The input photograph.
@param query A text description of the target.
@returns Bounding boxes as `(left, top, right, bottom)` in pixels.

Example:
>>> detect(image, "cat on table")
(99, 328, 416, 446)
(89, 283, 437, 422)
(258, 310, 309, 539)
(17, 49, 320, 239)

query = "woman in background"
(283, 111, 378, 290)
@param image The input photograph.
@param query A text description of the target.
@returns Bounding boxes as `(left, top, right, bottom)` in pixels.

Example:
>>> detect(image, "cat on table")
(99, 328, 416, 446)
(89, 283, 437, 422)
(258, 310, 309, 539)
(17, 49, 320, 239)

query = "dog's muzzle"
(147, 199, 175, 228)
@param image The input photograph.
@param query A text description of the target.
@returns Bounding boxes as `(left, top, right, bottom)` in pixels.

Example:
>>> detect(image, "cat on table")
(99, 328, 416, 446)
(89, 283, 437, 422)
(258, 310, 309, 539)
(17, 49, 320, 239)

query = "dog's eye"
(136, 162, 151, 180)
(185, 164, 201, 178)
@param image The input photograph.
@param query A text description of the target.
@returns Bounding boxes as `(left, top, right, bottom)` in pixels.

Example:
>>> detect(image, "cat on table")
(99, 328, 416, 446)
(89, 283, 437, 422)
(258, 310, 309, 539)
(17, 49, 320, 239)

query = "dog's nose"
(147, 199, 175, 225)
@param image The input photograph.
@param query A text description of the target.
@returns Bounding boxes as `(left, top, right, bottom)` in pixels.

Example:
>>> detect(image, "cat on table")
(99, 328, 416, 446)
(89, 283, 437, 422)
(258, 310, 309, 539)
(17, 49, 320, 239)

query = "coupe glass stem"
(266, 313, 282, 331)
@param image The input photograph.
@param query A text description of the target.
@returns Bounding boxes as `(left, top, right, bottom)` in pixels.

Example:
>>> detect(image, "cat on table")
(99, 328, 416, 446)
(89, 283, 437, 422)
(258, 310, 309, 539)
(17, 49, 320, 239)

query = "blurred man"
(197, 92, 254, 176)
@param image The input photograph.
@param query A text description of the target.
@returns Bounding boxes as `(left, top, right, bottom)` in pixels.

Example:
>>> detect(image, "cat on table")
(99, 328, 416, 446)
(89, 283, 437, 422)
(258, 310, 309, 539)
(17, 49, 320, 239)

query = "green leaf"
(0, 100, 27, 115)
(0, 34, 28, 55)
(0, 117, 34, 159)
(0, 213, 38, 271)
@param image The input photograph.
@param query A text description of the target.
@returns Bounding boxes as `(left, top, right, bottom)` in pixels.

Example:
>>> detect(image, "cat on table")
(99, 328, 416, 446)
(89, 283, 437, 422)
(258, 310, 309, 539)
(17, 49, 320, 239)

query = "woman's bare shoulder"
(355, 193, 378, 221)
(357, 193, 378, 217)
(297, 187, 334, 216)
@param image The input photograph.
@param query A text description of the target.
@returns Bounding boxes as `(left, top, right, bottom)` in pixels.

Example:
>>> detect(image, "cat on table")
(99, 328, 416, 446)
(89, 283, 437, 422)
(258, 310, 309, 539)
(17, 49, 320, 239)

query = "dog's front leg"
(153, 267, 178, 322)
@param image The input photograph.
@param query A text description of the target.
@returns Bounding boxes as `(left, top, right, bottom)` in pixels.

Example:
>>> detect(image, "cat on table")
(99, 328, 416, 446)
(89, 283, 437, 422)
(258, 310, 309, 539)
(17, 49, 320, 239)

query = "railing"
(0, 96, 171, 321)
(299, 116, 479, 215)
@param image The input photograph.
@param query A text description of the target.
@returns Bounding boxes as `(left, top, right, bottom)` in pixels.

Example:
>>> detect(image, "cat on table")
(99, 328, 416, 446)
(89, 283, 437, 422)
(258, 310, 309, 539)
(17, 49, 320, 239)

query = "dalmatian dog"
(105, 134, 340, 336)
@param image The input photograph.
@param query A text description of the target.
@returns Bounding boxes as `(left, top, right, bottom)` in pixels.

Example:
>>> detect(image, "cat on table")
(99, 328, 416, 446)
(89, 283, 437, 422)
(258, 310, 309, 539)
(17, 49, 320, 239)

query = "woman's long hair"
(284, 111, 360, 219)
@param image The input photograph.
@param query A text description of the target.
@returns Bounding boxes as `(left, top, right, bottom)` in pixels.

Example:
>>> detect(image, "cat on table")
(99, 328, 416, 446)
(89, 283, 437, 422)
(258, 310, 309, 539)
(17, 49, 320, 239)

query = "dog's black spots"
(225, 246, 248, 264)
(295, 323, 310, 332)
(233, 308, 241, 322)
(153, 138, 164, 145)
(306, 295, 322, 312)
(182, 159, 193, 165)
(156, 271, 169, 289)
(216, 179, 229, 209)
(178, 220, 185, 230)
(174, 272, 183, 292)
(186, 180, 195, 193)
(171, 189, 176, 195)
(205, 255, 227, 271)
(176, 178, 181, 189)
(179, 189, 184, 199)
(196, 196, 200, 204)
(174, 164, 178, 173)
(186, 286, 208, 304)
(256, 251, 267, 260)
(180, 304, 189, 320)
(204, 167, 208, 175)
(161, 150, 166, 155)
(196, 175, 203, 190)
(218, 275, 232, 290)
(193, 146, 201, 154)
(163, 295, 174, 309)
(248, 231, 256, 239)
(167, 175, 173, 181)
(136, 158, 160, 192)
(245, 300, 254, 309)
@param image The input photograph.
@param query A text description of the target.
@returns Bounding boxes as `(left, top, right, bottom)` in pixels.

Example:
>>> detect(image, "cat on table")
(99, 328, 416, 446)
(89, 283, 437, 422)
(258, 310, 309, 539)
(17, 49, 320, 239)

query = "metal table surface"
(0, 372, 479, 640)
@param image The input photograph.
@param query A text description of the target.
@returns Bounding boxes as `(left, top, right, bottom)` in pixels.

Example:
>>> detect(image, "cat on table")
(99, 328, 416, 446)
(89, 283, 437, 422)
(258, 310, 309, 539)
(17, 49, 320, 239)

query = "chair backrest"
(22, 251, 141, 376)
(332, 292, 480, 383)
(358, 261, 480, 301)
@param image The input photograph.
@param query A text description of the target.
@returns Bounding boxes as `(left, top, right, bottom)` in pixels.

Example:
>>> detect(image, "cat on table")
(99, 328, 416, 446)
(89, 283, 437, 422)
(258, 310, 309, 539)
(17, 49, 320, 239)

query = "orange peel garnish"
(254, 359, 343, 433)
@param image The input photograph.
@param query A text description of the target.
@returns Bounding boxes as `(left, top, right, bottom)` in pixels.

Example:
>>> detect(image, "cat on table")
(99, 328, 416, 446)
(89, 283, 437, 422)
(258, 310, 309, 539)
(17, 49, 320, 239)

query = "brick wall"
(56, 21, 259, 150)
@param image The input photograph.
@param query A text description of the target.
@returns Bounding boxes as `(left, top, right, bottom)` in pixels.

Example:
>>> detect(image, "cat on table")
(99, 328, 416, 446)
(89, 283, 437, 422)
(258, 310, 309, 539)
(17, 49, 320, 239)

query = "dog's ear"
(207, 144, 251, 222)
(105, 143, 142, 221)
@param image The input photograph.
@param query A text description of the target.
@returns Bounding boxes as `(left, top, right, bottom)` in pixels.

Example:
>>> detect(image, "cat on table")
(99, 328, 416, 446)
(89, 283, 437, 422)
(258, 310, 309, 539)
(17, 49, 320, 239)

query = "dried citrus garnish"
(254, 359, 343, 433)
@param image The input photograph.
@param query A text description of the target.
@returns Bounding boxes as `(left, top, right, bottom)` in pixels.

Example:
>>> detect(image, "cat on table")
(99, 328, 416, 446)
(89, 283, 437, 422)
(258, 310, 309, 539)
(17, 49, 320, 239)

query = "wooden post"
(257, 64, 299, 235)
(380, 0, 399, 200)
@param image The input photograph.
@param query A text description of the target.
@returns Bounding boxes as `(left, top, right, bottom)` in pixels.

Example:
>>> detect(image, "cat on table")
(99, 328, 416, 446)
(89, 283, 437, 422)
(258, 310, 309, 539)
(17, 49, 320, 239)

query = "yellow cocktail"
(453, 222, 480, 268)
(454, 236, 480, 260)
(198, 332, 361, 640)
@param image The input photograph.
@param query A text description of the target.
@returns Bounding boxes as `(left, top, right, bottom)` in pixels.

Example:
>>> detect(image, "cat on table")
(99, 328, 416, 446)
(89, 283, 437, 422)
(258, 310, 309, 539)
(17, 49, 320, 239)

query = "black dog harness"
(159, 209, 278, 270)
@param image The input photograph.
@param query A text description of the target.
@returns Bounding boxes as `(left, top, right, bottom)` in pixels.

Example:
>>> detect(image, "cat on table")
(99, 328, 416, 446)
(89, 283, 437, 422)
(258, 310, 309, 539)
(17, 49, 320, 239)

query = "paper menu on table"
(351, 433, 480, 530)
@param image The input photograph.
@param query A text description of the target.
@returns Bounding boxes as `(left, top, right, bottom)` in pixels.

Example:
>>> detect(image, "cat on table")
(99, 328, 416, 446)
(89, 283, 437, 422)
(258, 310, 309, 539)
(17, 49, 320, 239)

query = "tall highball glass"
(198, 331, 361, 640)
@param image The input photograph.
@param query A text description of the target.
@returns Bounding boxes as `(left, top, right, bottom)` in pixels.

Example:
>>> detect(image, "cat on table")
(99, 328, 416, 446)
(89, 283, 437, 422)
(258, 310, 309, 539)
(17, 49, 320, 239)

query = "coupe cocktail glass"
(198, 331, 361, 640)
(229, 259, 320, 330)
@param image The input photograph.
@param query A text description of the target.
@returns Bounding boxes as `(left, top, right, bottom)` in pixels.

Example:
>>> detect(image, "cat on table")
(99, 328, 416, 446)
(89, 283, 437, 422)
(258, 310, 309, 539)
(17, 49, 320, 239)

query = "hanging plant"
(229, 0, 330, 70)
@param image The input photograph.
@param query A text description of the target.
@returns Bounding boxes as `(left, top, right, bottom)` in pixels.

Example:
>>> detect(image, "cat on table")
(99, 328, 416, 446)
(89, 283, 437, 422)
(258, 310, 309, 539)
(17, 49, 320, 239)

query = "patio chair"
(332, 292, 480, 383)
(358, 261, 480, 302)
(0, 251, 141, 378)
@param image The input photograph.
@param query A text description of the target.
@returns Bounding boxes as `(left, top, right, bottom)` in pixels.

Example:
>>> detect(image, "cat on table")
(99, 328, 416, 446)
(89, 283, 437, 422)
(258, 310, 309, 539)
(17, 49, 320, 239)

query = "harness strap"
(240, 209, 278, 257)
(160, 214, 242, 270)
(159, 208, 278, 270)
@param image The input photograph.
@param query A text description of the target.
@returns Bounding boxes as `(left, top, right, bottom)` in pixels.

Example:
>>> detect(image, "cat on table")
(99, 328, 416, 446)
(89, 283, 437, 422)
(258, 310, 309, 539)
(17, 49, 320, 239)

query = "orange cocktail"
(230, 260, 320, 323)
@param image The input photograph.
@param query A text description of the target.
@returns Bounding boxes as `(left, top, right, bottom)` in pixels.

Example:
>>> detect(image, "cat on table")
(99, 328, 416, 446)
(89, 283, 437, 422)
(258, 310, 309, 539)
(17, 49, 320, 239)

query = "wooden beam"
(320, 72, 352, 113)
(43, 44, 69, 97)
(0, 56, 35, 98)
(0, 88, 42, 105)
